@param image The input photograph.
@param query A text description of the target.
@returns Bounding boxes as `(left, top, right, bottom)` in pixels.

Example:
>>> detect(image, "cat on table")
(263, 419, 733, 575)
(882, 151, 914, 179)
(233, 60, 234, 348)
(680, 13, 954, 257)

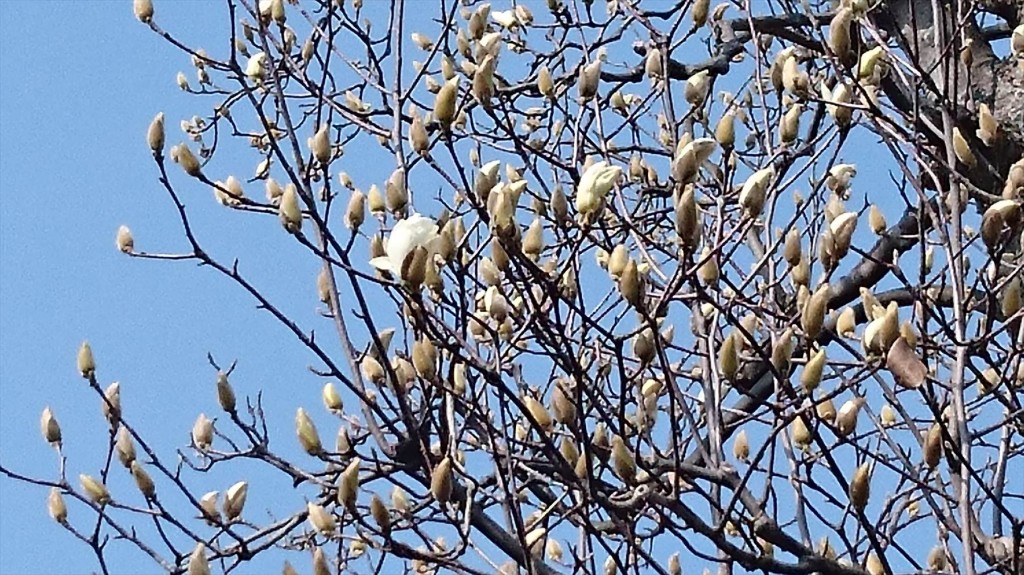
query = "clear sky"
(0, 2, 335, 572)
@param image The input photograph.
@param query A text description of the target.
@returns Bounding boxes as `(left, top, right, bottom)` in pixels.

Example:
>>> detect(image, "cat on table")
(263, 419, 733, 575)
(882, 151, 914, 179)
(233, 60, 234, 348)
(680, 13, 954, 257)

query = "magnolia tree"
(5, 0, 1024, 573)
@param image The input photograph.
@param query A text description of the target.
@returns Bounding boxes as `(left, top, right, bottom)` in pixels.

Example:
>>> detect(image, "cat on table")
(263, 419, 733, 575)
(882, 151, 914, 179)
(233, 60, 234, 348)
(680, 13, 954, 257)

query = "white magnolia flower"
(370, 214, 438, 279)
(575, 161, 622, 216)
(245, 52, 267, 81)
(492, 9, 519, 29)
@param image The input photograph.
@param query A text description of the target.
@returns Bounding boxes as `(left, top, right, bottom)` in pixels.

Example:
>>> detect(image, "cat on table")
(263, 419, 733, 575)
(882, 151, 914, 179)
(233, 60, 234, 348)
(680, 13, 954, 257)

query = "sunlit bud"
(952, 126, 976, 168)
(822, 81, 853, 127)
(335, 194, 364, 236)
(304, 502, 335, 535)
(625, 155, 643, 183)
(790, 254, 809, 286)
(385, 169, 408, 216)
(667, 552, 681, 575)
(316, 383, 342, 415)
(410, 32, 433, 50)
(780, 104, 802, 143)
(186, 542, 210, 575)
(550, 382, 576, 427)
(257, 179, 282, 207)
(111, 225, 136, 257)
(359, 187, 383, 222)
(536, 537, 561, 563)
(575, 161, 622, 218)
(1013, 25, 1024, 55)
(866, 553, 883, 575)
(577, 58, 602, 102)
(863, 301, 900, 353)
(102, 382, 121, 426)
(610, 435, 636, 484)
(683, 0, 709, 25)
(131, 461, 156, 500)
(768, 47, 794, 92)
(601, 244, 625, 278)
(801, 283, 830, 340)
(732, 429, 750, 462)
(981, 199, 1020, 250)
(848, 462, 871, 510)
(776, 230, 801, 269)
(356, 356, 385, 388)
(515, 3, 534, 25)
(718, 332, 739, 379)
(761, 331, 790, 379)
(977, 103, 998, 146)
(312, 547, 329, 575)
(536, 66, 555, 99)
(923, 423, 942, 468)
(144, 112, 166, 155)
(170, 143, 203, 178)
(223, 481, 247, 520)
(796, 284, 810, 313)
(791, 414, 812, 449)
(40, 407, 62, 446)
(515, 218, 544, 259)
(434, 77, 459, 130)
(782, 55, 809, 96)
(207, 374, 235, 417)
(857, 46, 888, 83)
(675, 186, 700, 250)
(739, 167, 774, 218)
(195, 491, 219, 523)
(618, 259, 643, 308)
(307, 124, 331, 166)
(907, 499, 920, 517)
(75, 341, 98, 380)
(814, 396, 836, 424)
(407, 113, 429, 157)
(685, 70, 710, 107)
(715, 111, 735, 147)
(278, 183, 303, 233)
(175, 70, 192, 92)
(337, 457, 360, 509)
(832, 211, 859, 260)
(244, 51, 267, 82)
(880, 404, 896, 427)
(835, 397, 864, 436)
(295, 408, 323, 455)
(523, 395, 553, 432)
(431, 456, 454, 503)
(471, 54, 496, 107)
(409, 336, 435, 380)
(832, 307, 855, 338)
(645, 47, 663, 82)
(48, 487, 67, 523)
(184, 414, 214, 453)
(1003, 276, 1022, 318)
(829, 8, 853, 63)
(698, 247, 719, 285)
(369, 494, 391, 535)
(488, 189, 516, 236)
(801, 348, 827, 392)
(864, 205, 887, 235)
(79, 474, 111, 505)
(632, 328, 655, 363)
(132, 0, 155, 23)
(927, 546, 947, 571)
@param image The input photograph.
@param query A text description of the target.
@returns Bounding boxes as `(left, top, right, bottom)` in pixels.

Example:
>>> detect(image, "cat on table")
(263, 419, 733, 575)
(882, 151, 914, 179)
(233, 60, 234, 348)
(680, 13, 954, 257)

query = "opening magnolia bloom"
(369, 214, 438, 280)
(575, 161, 622, 216)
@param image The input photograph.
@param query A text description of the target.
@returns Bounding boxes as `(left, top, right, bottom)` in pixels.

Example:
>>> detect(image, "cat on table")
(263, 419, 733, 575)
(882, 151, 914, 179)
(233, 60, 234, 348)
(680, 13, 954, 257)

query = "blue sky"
(0, 2, 327, 572)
